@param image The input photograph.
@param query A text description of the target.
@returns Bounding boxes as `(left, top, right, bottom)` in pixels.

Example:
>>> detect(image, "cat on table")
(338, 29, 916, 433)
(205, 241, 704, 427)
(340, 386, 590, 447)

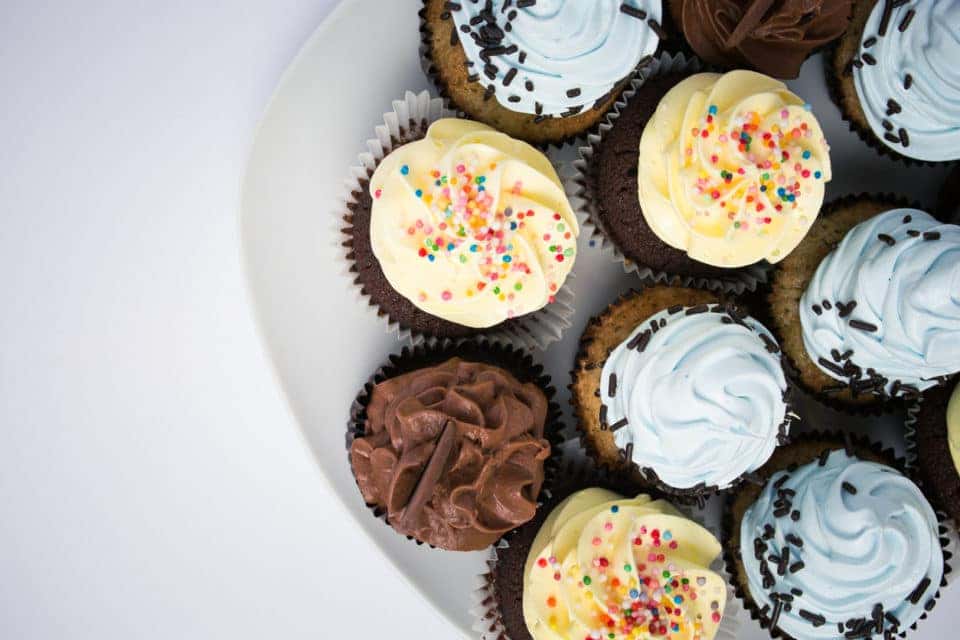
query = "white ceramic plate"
(240, 0, 957, 636)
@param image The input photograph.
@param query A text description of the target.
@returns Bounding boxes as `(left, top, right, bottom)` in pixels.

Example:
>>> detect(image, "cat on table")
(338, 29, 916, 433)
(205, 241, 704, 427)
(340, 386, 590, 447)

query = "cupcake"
(768, 197, 960, 410)
(483, 475, 734, 640)
(347, 342, 560, 551)
(726, 435, 947, 639)
(575, 65, 832, 292)
(937, 165, 960, 222)
(910, 377, 960, 526)
(419, 0, 665, 146)
(667, 0, 853, 79)
(828, 0, 960, 163)
(343, 96, 579, 348)
(572, 285, 794, 499)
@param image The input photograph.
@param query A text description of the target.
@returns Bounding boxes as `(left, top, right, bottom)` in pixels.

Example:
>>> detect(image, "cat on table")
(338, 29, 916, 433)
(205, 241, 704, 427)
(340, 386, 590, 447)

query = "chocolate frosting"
(350, 358, 550, 551)
(671, 0, 852, 78)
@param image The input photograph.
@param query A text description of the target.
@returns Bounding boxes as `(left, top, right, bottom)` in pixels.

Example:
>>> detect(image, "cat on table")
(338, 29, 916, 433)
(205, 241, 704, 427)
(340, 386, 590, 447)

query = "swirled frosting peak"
(638, 71, 832, 268)
(852, 0, 960, 161)
(600, 304, 789, 490)
(740, 450, 943, 639)
(524, 488, 727, 640)
(370, 119, 578, 328)
(671, 0, 853, 79)
(801, 208, 960, 397)
(450, 0, 663, 117)
(349, 357, 550, 551)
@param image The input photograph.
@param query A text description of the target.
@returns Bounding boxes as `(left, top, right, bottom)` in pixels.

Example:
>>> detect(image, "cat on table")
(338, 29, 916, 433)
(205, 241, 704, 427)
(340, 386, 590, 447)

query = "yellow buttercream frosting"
(638, 71, 832, 268)
(522, 489, 727, 640)
(369, 119, 578, 328)
(948, 384, 960, 476)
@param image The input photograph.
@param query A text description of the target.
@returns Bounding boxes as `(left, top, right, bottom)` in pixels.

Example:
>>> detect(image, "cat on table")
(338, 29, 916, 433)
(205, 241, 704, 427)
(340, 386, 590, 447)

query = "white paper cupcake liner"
(565, 52, 770, 295)
(470, 460, 743, 640)
(338, 90, 577, 351)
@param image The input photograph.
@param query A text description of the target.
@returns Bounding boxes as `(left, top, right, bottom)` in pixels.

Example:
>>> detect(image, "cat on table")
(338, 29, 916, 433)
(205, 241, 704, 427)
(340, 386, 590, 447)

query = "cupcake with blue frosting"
(572, 285, 795, 500)
(768, 195, 960, 411)
(828, 0, 960, 163)
(726, 433, 947, 640)
(420, 0, 666, 145)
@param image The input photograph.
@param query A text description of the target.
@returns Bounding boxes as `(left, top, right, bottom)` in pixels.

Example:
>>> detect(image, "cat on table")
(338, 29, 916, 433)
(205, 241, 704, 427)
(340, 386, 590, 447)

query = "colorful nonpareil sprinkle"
(374, 161, 573, 314)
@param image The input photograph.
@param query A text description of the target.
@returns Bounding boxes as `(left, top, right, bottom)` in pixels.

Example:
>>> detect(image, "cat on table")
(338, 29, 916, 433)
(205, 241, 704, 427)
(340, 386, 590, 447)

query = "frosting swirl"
(600, 304, 789, 490)
(524, 489, 727, 640)
(370, 119, 578, 328)
(852, 0, 960, 162)
(638, 71, 831, 268)
(800, 208, 960, 397)
(349, 357, 550, 551)
(670, 0, 852, 79)
(740, 450, 943, 639)
(450, 0, 663, 117)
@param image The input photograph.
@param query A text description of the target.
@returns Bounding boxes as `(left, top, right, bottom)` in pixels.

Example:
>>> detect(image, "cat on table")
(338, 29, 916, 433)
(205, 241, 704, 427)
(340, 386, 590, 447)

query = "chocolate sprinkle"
(842, 482, 858, 494)
(877, 233, 896, 246)
(800, 610, 826, 627)
(609, 417, 629, 432)
(862, 52, 877, 66)
(923, 231, 941, 241)
(899, 9, 915, 32)
(619, 3, 647, 20)
(908, 577, 931, 604)
(608, 373, 617, 397)
(904, 74, 913, 90)
(849, 319, 878, 333)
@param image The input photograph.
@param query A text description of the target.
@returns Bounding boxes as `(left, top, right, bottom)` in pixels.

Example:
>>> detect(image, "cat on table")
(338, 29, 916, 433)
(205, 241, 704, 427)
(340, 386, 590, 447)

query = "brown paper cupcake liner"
(570, 283, 798, 505)
(471, 458, 743, 640)
(339, 90, 576, 351)
(417, 0, 670, 150)
(566, 52, 771, 295)
(345, 339, 566, 552)
(904, 377, 960, 532)
(723, 430, 954, 639)
(763, 192, 947, 417)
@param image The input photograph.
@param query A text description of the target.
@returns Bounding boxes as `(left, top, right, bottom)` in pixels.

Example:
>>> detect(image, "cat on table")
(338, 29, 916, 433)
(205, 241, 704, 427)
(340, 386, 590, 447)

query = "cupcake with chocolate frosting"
(572, 284, 794, 500)
(726, 434, 947, 639)
(348, 342, 561, 551)
(420, 0, 667, 145)
(668, 0, 853, 79)
(768, 196, 960, 410)
(828, 0, 960, 163)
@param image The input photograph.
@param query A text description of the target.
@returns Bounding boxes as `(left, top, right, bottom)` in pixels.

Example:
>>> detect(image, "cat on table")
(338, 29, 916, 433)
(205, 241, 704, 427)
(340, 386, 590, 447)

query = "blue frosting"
(800, 208, 960, 396)
(740, 450, 943, 639)
(450, 0, 662, 117)
(852, 0, 960, 161)
(600, 305, 788, 490)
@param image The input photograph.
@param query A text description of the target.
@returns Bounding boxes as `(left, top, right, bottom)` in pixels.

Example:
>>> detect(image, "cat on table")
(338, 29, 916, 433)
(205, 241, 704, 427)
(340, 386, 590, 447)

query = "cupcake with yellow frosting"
(343, 92, 579, 350)
(478, 475, 736, 640)
(572, 56, 832, 293)
(909, 377, 960, 526)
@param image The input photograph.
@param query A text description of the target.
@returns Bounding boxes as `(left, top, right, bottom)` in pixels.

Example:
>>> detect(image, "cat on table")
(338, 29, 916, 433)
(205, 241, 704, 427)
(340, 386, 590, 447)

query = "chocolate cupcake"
(668, 0, 853, 79)
(725, 433, 949, 639)
(342, 91, 578, 350)
(347, 341, 562, 552)
(908, 377, 960, 526)
(419, 0, 666, 146)
(828, 0, 960, 164)
(477, 462, 738, 640)
(937, 165, 960, 222)
(572, 57, 832, 293)
(768, 195, 960, 412)
(571, 284, 795, 501)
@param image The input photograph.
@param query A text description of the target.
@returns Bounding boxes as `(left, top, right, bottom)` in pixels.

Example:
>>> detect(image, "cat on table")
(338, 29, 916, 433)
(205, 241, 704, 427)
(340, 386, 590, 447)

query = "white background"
(2, 1, 454, 638)
(2, 2, 958, 639)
